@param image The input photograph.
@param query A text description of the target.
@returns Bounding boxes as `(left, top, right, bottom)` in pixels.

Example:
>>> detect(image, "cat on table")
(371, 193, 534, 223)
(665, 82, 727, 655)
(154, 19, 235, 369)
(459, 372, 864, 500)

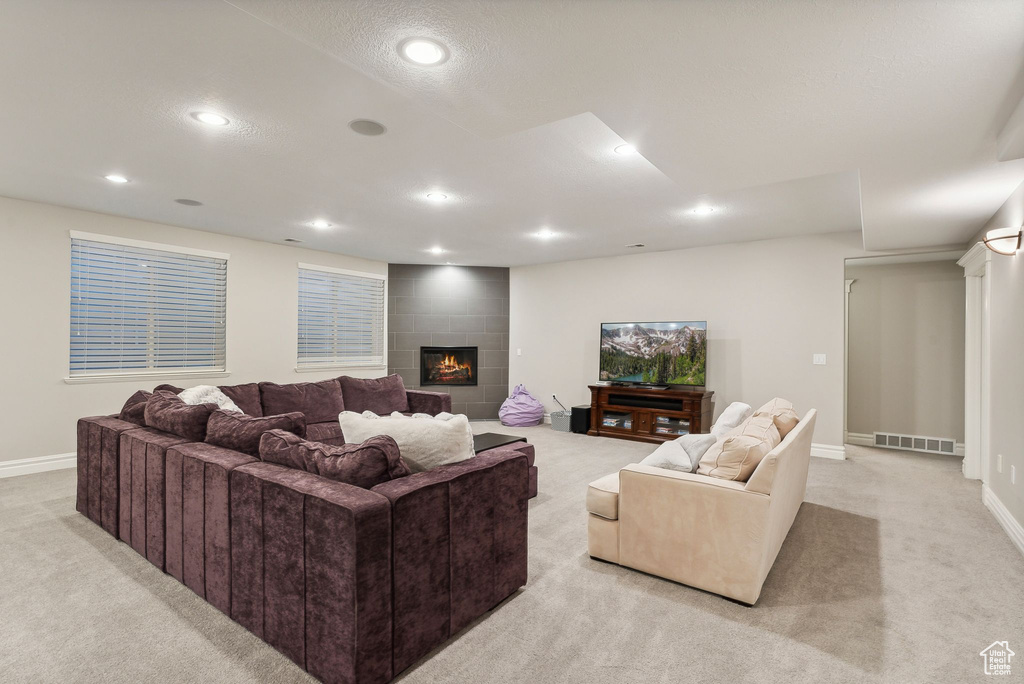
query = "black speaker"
(570, 405, 591, 434)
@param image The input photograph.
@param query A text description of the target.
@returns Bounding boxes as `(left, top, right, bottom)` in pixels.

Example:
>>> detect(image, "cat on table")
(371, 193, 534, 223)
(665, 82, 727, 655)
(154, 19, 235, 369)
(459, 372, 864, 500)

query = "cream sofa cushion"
(753, 397, 800, 439)
(698, 414, 780, 481)
(586, 472, 620, 520)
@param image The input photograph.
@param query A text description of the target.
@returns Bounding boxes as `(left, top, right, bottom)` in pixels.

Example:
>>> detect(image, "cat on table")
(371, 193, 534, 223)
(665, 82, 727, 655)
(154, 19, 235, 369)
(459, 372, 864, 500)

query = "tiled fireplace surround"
(387, 264, 510, 419)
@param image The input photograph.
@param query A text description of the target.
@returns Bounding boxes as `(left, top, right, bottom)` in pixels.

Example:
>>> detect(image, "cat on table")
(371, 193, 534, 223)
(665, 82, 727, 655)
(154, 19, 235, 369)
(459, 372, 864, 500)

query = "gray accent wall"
(388, 264, 509, 419)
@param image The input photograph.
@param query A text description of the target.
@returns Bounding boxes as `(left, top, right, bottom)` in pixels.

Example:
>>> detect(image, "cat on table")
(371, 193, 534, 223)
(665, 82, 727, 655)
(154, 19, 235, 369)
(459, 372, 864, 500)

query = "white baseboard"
(846, 431, 964, 457)
(0, 453, 77, 479)
(983, 484, 1024, 559)
(810, 443, 846, 460)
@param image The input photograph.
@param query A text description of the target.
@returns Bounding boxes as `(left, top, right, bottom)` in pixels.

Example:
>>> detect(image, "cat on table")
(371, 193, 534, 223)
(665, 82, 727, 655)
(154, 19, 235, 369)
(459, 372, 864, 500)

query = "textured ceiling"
(0, 0, 1022, 266)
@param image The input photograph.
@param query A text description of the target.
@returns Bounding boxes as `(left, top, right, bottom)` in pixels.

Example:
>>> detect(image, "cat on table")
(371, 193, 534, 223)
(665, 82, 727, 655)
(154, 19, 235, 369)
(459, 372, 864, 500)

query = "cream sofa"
(586, 409, 817, 605)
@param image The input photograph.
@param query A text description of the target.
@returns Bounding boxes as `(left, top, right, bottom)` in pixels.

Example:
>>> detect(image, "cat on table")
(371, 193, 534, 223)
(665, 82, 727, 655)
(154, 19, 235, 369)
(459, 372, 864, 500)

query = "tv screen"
(600, 321, 707, 386)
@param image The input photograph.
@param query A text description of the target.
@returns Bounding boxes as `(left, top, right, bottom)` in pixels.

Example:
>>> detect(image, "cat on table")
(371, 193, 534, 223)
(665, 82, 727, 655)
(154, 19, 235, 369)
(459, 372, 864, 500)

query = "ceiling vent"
(625, 243, 645, 249)
(873, 432, 956, 456)
(174, 198, 203, 206)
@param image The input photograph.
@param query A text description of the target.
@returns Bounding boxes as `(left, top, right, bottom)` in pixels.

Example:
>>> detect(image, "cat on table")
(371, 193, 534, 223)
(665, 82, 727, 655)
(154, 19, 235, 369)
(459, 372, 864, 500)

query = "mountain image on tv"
(600, 321, 707, 386)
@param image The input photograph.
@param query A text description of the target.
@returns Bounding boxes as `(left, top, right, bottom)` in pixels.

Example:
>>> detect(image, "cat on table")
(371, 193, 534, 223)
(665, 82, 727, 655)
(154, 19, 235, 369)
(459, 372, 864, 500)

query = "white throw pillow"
(638, 433, 718, 473)
(710, 402, 753, 439)
(337, 411, 474, 473)
(178, 385, 242, 413)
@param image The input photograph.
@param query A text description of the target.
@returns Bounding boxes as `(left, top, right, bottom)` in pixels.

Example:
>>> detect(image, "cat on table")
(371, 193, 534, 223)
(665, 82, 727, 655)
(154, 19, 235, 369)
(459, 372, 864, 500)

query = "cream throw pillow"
(638, 433, 718, 473)
(337, 410, 474, 473)
(698, 414, 781, 481)
(753, 397, 800, 439)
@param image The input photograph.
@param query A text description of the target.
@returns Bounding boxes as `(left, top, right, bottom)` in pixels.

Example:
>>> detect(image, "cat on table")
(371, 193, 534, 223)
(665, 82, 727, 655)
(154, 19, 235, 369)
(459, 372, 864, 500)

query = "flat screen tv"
(599, 321, 707, 387)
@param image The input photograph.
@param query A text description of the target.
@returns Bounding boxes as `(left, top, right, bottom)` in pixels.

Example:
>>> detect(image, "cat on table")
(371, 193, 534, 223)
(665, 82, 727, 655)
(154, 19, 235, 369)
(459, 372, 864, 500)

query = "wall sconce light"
(982, 226, 1023, 256)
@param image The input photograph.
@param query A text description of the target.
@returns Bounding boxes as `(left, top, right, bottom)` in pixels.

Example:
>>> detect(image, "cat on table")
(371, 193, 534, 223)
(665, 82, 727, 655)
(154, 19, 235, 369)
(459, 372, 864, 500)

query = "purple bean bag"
(499, 384, 545, 427)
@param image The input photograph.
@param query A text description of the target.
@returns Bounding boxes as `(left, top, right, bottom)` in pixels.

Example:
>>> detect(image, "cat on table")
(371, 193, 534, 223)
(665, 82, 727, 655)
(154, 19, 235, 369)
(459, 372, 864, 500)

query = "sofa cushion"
(337, 411, 474, 473)
(306, 421, 346, 447)
(586, 472, 620, 520)
(219, 383, 263, 417)
(698, 414, 781, 481)
(638, 433, 717, 473)
(205, 409, 306, 457)
(710, 401, 753, 439)
(259, 379, 345, 424)
(753, 397, 800, 439)
(338, 374, 410, 414)
(259, 430, 410, 489)
(118, 390, 151, 426)
(144, 390, 217, 442)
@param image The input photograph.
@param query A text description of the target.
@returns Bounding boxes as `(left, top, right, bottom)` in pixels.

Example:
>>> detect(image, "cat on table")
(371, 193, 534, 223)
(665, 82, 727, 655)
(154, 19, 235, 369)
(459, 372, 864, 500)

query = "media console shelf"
(588, 384, 714, 444)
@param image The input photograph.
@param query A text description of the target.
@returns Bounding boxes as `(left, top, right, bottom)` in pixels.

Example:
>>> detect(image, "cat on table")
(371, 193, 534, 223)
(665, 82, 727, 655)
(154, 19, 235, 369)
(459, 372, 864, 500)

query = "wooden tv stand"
(588, 384, 714, 444)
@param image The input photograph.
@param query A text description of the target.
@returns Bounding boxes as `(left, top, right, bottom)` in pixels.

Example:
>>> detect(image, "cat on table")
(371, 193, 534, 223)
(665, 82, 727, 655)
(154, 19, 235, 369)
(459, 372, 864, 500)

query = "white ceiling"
(0, 0, 1021, 266)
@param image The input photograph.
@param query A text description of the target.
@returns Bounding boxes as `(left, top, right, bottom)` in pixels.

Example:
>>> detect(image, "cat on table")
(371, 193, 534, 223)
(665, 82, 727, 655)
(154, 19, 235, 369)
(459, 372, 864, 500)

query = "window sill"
(64, 370, 231, 385)
(294, 365, 387, 374)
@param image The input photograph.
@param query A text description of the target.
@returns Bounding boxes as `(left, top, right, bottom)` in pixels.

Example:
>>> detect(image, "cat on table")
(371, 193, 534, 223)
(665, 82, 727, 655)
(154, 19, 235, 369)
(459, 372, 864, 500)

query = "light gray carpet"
(1, 423, 1022, 683)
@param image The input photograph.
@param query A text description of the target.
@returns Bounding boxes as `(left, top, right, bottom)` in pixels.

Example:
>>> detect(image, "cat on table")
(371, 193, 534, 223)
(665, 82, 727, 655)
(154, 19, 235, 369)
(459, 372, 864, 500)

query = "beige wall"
(972, 180, 1024, 533)
(0, 196, 387, 462)
(845, 259, 965, 442)
(509, 232, 866, 448)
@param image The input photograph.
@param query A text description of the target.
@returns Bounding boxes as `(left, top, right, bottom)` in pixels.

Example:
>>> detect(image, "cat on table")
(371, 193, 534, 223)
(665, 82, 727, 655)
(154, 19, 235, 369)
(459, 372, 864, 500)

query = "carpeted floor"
(1, 423, 1022, 683)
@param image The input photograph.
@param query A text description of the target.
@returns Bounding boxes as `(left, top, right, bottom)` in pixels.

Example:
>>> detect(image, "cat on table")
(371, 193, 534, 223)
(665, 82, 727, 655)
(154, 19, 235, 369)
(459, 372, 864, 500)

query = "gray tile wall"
(388, 264, 509, 419)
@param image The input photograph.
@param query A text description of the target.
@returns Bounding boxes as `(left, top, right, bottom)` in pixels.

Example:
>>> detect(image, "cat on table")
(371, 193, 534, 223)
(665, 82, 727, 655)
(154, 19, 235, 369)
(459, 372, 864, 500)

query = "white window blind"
(297, 264, 386, 369)
(70, 235, 227, 378)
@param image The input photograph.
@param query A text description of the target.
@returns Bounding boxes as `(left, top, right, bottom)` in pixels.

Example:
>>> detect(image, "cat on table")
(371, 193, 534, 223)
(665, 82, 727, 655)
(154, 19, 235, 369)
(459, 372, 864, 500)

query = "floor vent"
(872, 432, 956, 456)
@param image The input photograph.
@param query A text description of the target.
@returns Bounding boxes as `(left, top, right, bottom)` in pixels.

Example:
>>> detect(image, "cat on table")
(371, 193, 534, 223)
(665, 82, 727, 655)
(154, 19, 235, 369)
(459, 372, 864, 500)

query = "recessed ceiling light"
(191, 111, 230, 126)
(425, 192, 449, 202)
(349, 119, 387, 136)
(310, 219, 332, 229)
(174, 198, 203, 206)
(104, 174, 129, 184)
(428, 246, 446, 255)
(692, 205, 715, 215)
(399, 38, 449, 66)
(614, 143, 636, 155)
(535, 227, 556, 240)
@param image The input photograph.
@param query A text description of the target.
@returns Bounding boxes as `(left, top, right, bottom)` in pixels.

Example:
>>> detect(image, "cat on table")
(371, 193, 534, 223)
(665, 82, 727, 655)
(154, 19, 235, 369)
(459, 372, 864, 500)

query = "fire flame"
(436, 354, 472, 378)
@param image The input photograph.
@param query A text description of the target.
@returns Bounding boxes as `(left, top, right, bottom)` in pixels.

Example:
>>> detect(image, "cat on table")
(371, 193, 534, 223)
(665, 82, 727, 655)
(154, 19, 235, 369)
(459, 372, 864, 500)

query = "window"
(69, 232, 228, 379)
(297, 264, 386, 369)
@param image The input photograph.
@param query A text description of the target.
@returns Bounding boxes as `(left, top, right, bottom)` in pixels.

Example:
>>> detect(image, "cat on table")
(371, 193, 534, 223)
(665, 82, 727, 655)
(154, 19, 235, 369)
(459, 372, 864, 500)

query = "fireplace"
(420, 346, 478, 386)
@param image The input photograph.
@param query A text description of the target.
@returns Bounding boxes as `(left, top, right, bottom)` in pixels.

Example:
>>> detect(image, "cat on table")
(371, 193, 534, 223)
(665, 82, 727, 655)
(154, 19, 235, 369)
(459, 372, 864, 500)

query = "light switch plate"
(813, 354, 827, 365)
(516, 348, 522, 356)
(998, 454, 1003, 473)
(1012, 465, 1016, 485)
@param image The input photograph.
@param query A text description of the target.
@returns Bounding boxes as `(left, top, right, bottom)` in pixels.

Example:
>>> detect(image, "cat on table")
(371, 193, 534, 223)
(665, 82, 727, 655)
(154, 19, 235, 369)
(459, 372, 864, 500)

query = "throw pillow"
(753, 397, 800, 439)
(259, 430, 410, 489)
(259, 379, 345, 424)
(638, 433, 717, 473)
(710, 401, 753, 439)
(178, 385, 242, 413)
(144, 390, 218, 442)
(205, 410, 306, 457)
(337, 410, 474, 473)
(698, 414, 781, 481)
(118, 390, 151, 426)
(338, 374, 410, 414)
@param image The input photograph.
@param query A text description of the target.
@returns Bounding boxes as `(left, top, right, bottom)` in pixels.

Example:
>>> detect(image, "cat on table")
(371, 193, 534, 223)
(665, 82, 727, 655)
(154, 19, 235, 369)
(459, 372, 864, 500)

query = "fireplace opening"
(420, 346, 478, 386)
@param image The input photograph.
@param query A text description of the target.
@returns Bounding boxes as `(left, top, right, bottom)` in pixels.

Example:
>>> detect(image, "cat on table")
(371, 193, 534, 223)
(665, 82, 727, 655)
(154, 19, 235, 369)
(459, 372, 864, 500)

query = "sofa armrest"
(405, 389, 452, 415)
(617, 464, 771, 604)
(371, 447, 529, 674)
(230, 463, 393, 684)
(76, 415, 143, 537)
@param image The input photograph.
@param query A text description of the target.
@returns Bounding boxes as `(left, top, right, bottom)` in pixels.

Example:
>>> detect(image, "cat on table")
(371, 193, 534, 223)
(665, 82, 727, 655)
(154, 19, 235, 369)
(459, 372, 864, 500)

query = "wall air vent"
(872, 432, 957, 456)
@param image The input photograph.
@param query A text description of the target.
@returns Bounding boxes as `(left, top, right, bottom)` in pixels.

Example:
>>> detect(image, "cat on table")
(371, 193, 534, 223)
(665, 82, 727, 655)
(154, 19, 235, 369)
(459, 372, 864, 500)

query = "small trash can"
(550, 395, 572, 432)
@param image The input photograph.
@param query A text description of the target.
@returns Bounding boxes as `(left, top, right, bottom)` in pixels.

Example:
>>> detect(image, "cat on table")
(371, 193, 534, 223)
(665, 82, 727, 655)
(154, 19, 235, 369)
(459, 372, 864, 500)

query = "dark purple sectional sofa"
(75, 376, 538, 684)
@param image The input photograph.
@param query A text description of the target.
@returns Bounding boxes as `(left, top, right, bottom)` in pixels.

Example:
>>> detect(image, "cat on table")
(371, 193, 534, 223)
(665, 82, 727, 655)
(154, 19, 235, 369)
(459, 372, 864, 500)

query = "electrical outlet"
(998, 454, 1003, 473)
(813, 354, 826, 365)
(1012, 465, 1016, 485)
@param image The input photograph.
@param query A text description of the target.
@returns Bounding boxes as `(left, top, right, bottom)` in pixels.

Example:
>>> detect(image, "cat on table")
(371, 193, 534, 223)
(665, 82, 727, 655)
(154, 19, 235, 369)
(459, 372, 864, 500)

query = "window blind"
(70, 236, 227, 377)
(297, 265, 386, 369)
